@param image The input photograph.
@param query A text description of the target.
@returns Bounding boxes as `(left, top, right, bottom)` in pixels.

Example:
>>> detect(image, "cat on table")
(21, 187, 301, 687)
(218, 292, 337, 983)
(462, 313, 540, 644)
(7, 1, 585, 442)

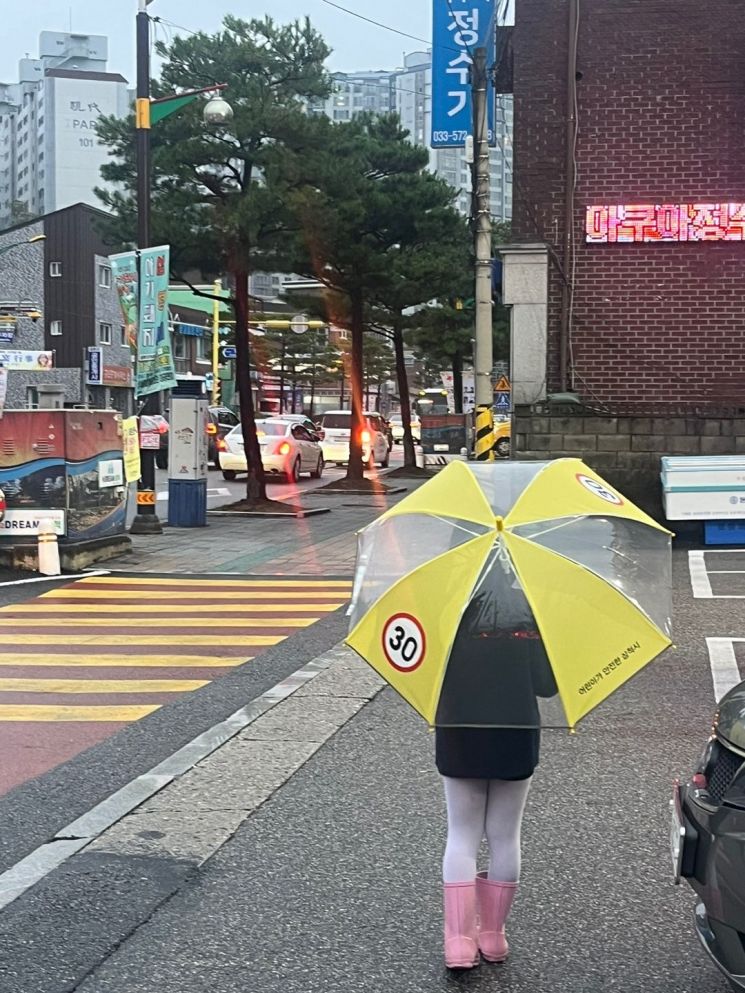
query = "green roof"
(168, 287, 231, 317)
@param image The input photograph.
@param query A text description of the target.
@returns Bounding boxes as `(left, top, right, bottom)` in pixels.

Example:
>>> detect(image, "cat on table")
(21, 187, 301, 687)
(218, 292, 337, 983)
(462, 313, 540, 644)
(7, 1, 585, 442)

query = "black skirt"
(435, 725, 540, 780)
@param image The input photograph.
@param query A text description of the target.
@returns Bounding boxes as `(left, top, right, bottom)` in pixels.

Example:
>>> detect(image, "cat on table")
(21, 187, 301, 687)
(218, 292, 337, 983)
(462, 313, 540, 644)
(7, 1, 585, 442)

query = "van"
(318, 410, 390, 468)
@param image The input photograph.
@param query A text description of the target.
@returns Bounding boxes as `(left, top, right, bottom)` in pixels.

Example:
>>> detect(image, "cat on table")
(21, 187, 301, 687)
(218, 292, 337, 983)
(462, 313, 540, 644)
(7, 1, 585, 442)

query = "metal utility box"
(0, 409, 126, 542)
(167, 397, 208, 527)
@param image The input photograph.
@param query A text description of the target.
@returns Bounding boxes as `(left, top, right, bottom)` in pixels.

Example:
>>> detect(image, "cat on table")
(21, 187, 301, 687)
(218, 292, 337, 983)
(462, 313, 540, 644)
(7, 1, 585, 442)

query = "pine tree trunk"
(393, 318, 416, 469)
(453, 353, 463, 414)
(347, 291, 365, 481)
(233, 268, 267, 503)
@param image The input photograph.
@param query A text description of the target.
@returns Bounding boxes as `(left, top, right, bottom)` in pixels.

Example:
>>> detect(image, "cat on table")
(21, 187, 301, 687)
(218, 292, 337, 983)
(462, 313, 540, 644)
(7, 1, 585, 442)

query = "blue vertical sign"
(431, 0, 496, 148)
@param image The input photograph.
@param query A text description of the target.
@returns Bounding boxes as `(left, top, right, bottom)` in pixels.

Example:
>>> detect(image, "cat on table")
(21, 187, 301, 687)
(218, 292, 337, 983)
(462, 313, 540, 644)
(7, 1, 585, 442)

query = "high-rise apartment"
(0, 33, 129, 228)
(308, 51, 513, 222)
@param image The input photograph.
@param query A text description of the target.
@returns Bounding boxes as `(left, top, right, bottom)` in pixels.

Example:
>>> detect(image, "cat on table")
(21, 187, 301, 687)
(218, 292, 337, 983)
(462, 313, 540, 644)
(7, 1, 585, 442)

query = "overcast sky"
(1, 0, 433, 79)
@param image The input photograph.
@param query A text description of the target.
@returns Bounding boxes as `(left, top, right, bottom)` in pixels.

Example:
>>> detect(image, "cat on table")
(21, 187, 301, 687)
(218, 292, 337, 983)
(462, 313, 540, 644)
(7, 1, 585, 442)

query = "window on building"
(49, 262, 62, 277)
(119, 325, 128, 347)
(98, 265, 111, 288)
(98, 322, 112, 345)
(173, 334, 187, 359)
(50, 320, 62, 336)
(196, 336, 208, 361)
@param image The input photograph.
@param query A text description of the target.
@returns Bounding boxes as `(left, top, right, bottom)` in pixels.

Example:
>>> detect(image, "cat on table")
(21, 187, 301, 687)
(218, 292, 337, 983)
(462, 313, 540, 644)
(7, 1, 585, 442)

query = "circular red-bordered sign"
(382, 613, 426, 673)
(575, 472, 624, 506)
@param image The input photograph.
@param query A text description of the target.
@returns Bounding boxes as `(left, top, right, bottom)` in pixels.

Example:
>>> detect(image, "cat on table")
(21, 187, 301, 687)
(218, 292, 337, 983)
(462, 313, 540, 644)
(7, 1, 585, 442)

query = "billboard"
(431, 0, 496, 148)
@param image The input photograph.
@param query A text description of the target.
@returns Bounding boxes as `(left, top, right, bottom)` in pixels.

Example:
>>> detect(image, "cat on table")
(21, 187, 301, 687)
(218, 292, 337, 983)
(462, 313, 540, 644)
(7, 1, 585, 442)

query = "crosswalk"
(0, 575, 352, 723)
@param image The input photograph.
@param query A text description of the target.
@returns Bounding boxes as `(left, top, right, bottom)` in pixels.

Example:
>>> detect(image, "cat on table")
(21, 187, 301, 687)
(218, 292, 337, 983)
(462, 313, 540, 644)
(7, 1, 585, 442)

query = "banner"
(0, 366, 6, 419)
(137, 245, 177, 396)
(0, 350, 54, 370)
(110, 251, 139, 353)
(121, 417, 141, 483)
(431, 0, 496, 149)
(110, 247, 177, 397)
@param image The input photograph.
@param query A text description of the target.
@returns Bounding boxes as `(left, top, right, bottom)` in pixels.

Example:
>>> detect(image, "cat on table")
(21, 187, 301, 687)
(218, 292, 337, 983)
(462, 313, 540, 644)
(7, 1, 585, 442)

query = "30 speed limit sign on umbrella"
(346, 459, 673, 730)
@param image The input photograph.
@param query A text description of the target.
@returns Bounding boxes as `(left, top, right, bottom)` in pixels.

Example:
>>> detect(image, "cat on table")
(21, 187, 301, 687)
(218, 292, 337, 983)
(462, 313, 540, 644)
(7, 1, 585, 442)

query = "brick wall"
(514, 408, 745, 521)
(512, 0, 745, 405)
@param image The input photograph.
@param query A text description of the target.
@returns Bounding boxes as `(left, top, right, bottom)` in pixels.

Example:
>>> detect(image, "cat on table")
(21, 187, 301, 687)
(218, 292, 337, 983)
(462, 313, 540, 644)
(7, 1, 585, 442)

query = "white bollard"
(37, 519, 61, 576)
(415, 445, 425, 468)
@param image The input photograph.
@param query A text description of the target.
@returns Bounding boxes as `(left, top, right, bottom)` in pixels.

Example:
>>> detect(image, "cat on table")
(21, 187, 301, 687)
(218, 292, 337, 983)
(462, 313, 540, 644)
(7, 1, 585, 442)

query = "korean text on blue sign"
(431, 0, 496, 149)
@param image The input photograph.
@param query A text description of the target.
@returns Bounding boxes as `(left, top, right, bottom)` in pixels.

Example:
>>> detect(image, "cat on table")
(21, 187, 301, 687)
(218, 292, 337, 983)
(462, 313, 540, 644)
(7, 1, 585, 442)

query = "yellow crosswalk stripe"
(3, 603, 340, 614)
(0, 678, 208, 693)
(0, 617, 320, 629)
(0, 704, 160, 722)
(42, 590, 349, 601)
(5, 634, 283, 646)
(0, 654, 251, 668)
(75, 577, 352, 588)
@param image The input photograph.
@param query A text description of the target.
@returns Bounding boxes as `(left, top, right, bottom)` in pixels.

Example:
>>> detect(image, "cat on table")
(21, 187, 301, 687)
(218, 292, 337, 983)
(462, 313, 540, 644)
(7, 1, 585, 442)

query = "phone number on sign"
(431, 130, 495, 145)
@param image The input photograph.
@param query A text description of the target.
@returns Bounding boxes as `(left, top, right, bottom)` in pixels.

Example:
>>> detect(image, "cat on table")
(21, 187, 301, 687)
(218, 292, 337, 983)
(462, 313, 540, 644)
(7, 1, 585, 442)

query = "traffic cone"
(37, 519, 61, 576)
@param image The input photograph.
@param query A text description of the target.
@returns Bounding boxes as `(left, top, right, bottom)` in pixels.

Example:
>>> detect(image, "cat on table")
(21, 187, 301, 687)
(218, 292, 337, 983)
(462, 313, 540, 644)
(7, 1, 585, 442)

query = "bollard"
(37, 519, 61, 577)
(415, 445, 425, 469)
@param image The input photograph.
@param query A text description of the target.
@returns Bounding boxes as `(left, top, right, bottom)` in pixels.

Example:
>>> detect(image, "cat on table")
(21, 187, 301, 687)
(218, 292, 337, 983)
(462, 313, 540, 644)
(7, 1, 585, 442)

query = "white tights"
(442, 776, 531, 884)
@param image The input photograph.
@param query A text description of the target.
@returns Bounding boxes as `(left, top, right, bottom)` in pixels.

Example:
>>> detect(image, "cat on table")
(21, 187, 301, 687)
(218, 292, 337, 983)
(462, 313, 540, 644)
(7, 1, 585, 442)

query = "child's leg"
(442, 776, 489, 883)
(484, 777, 532, 881)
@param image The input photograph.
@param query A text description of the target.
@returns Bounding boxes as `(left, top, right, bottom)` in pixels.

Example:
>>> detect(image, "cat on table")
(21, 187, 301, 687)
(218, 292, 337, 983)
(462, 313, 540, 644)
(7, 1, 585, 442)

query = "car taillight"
(206, 423, 217, 435)
(318, 430, 325, 440)
(278, 441, 291, 455)
(361, 430, 371, 444)
(217, 438, 228, 452)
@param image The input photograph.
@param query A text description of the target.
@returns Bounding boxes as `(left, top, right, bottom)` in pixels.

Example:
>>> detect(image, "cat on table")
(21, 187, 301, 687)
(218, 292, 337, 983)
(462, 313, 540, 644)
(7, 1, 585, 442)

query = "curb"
(206, 507, 331, 519)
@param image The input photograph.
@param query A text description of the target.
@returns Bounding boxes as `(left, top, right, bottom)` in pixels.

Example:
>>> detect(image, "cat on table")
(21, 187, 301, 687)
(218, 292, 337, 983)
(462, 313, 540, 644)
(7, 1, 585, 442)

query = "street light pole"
(130, 0, 163, 534)
(211, 278, 221, 405)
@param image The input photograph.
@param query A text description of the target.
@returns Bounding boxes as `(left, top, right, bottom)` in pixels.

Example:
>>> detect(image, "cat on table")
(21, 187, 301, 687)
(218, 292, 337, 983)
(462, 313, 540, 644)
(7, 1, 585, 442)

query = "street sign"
(221, 345, 237, 360)
(494, 391, 511, 412)
(431, 0, 496, 149)
(86, 347, 103, 385)
(290, 313, 309, 334)
(494, 375, 511, 393)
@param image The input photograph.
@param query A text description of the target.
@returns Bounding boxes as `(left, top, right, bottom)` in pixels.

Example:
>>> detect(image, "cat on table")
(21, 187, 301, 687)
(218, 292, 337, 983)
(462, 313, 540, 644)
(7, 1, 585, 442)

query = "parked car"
(156, 406, 239, 469)
(317, 410, 389, 468)
(389, 413, 421, 444)
(672, 679, 745, 987)
(273, 413, 324, 442)
(494, 416, 511, 458)
(218, 419, 324, 483)
(0, 486, 4, 523)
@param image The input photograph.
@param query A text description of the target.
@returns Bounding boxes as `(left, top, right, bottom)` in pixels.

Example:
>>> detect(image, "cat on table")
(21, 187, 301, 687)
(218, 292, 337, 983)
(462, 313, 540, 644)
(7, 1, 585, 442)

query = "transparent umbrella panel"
(347, 513, 489, 632)
(511, 516, 672, 638)
(434, 545, 568, 728)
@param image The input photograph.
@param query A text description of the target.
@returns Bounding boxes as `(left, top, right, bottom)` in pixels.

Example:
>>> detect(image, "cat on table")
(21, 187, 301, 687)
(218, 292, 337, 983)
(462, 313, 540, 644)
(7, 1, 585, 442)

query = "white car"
(318, 410, 390, 468)
(218, 420, 324, 483)
(389, 413, 420, 444)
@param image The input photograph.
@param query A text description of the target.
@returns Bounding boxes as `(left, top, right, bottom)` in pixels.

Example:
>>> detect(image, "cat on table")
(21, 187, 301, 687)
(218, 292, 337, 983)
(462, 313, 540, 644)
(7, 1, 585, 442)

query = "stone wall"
(514, 408, 745, 523)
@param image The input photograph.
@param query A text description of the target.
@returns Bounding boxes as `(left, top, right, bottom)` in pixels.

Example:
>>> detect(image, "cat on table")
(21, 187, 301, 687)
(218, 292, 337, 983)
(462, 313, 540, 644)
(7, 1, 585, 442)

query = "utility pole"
(211, 278, 221, 405)
(472, 47, 495, 462)
(130, 0, 163, 534)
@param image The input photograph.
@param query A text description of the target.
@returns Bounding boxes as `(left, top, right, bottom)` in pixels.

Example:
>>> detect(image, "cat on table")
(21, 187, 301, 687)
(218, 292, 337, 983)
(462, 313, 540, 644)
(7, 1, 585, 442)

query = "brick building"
(503, 0, 745, 408)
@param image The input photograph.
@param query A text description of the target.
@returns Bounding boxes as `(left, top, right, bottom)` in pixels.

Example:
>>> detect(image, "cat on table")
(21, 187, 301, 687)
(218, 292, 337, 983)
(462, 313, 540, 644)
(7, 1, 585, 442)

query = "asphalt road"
(0, 541, 738, 992)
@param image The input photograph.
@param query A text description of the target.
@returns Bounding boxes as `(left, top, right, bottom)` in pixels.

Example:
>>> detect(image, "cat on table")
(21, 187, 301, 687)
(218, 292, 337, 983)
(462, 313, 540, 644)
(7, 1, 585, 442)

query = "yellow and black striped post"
(474, 405, 495, 462)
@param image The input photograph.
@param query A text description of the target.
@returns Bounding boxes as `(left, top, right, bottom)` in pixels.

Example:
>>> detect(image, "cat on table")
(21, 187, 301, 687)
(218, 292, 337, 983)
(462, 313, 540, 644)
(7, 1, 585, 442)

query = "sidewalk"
(112, 488, 403, 576)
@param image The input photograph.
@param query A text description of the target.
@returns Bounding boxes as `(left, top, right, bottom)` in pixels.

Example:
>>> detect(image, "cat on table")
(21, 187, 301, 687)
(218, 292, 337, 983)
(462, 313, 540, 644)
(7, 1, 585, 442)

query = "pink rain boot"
(443, 882, 480, 969)
(475, 872, 518, 963)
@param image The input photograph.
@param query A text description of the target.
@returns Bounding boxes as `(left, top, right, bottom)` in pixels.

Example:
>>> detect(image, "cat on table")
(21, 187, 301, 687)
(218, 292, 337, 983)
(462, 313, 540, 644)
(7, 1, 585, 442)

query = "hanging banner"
(0, 366, 6, 419)
(137, 245, 177, 397)
(0, 350, 54, 370)
(110, 251, 139, 354)
(431, 0, 497, 149)
(121, 417, 141, 483)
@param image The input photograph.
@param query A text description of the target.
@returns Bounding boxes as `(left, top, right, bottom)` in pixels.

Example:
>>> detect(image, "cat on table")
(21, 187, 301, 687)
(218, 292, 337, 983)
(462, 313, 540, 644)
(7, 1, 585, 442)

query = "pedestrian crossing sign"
(494, 375, 511, 393)
(494, 392, 511, 412)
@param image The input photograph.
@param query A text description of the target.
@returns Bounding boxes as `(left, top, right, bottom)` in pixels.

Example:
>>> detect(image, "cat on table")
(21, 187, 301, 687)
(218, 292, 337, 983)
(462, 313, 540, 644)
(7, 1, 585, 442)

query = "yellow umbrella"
(346, 458, 673, 729)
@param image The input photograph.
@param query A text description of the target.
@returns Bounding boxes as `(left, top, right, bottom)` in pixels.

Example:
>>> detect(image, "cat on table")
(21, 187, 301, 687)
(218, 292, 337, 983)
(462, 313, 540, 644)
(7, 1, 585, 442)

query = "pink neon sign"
(586, 203, 745, 243)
